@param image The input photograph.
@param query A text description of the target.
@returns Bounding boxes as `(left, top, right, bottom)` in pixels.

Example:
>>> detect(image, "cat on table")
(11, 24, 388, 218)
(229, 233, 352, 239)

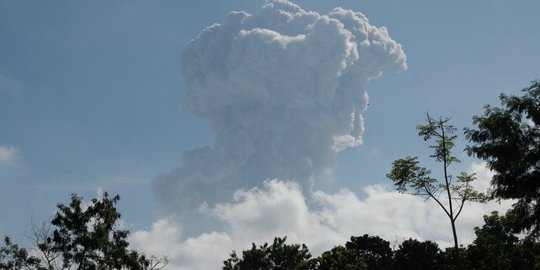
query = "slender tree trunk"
(449, 219, 460, 269)
(441, 122, 461, 269)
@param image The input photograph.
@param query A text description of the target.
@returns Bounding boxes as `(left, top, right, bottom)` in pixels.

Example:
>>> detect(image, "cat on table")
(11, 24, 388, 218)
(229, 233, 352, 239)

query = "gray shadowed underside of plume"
(153, 0, 407, 216)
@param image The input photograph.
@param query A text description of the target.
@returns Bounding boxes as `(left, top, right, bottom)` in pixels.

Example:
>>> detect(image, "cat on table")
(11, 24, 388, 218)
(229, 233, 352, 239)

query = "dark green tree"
(465, 80, 540, 238)
(387, 114, 485, 268)
(394, 238, 442, 270)
(223, 237, 311, 270)
(0, 193, 167, 270)
(344, 235, 393, 270)
(0, 237, 44, 270)
(301, 246, 367, 270)
(439, 247, 469, 270)
(466, 211, 540, 270)
(50, 192, 156, 270)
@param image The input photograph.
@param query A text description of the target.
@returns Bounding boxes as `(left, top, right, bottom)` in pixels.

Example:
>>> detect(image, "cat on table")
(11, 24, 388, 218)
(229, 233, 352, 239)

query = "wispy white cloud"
(0, 72, 21, 93)
(0, 145, 20, 167)
(134, 162, 511, 270)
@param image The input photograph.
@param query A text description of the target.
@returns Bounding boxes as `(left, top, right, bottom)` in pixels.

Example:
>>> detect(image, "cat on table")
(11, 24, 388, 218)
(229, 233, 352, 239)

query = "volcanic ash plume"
(154, 0, 407, 213)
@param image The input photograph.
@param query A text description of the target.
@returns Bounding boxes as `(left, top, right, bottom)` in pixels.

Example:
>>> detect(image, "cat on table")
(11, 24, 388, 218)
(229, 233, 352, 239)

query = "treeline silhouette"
(2, 81, 539, 269)
(223, 217, 540, 270)
(224, 80, 540, 269)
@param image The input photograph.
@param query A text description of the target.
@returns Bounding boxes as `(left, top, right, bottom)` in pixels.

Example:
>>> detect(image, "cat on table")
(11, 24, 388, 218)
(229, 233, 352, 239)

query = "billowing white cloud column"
(154, 0, 406, 215)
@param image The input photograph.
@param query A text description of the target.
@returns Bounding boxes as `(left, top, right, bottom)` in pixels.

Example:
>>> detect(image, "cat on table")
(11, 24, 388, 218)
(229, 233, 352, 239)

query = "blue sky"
(1, 1, 539, 267)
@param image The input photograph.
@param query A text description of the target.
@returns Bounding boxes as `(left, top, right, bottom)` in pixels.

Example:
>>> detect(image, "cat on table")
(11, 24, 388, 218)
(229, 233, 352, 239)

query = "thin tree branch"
(424, 186, 452, 219)
(453, 196, 468, 221)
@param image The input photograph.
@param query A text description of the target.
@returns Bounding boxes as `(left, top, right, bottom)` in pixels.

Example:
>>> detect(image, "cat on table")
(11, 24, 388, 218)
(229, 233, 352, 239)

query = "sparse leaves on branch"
(387, 114, 485, 269)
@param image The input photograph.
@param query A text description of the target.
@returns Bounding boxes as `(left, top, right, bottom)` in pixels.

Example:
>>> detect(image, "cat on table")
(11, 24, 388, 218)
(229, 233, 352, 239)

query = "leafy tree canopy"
(0, 237, 43, 270)
(223, 237, 311, 270)
(0, 193, 167, 270)
(301, 246, 366, 270)
(394, 238, 442, 270)
(466, 211, 540, 270)
(466, 80, 540, 238)
(345, 235, 393, 270)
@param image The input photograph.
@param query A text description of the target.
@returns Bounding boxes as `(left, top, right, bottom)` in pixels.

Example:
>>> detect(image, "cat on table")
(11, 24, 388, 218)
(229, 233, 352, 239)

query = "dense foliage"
(223, 237, 311, 270)
(466, 211, 540, 270)
(224, 222, 539, 270)
(394, 239, 443, 270)
(466, 80, 540, 238)
(304, 246, 367, 270)
(0, 193, 166, 270)
(345, 235, 393, 270)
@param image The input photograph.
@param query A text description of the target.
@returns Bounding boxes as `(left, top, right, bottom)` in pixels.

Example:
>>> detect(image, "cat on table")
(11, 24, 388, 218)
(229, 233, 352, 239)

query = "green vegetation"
(223, 237, 311, 270)
(3, 81, 540, 269)
(466, 80, 540, 238)
(305, 246, 367, 270)
(222, 80, 540, 269)
(0, 193, 167, 270)
(223, 219, 540, 269)
(466, 211, 540, 270)
(387, 114, 485, 268)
